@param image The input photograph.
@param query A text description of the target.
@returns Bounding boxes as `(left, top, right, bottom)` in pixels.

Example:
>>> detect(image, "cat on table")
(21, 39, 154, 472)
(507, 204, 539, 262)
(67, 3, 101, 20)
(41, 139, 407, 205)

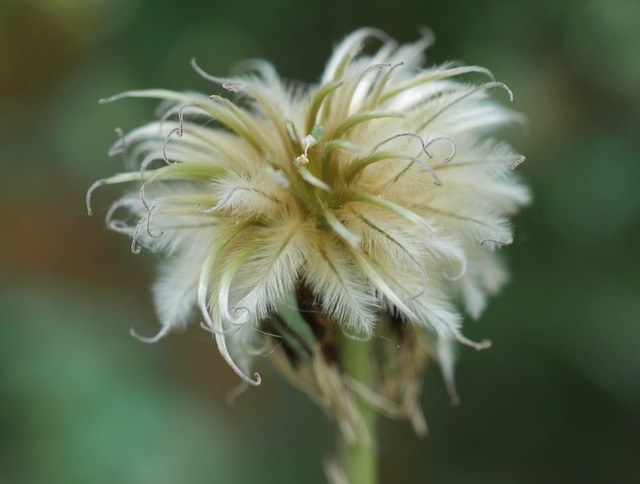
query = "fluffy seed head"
(89, 28, 529, 405)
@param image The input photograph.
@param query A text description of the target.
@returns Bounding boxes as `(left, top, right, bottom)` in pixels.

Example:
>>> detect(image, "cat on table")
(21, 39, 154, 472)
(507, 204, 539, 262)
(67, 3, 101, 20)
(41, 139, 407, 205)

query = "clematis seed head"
(89, 28, 529, 429)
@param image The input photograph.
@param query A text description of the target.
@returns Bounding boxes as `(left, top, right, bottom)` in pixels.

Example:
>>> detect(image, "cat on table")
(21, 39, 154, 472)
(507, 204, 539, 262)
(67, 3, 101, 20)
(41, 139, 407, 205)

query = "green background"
(1, 0, 639, 482)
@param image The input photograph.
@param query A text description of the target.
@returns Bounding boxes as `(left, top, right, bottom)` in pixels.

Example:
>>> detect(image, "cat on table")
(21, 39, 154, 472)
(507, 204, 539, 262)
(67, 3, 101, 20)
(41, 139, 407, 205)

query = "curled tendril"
(87, 172, 145, 216)
(191, 58, 245, 92)
(158, 103, 199, 135)
(346, 62, 394, 106)
(418, 81, 514, 133)
(162, 127, 182, 165)
(130, 221, 143, 254)
(194, 201, 220, 214)
(138, 179, 152, 212)
(372, 132, 457, 167)
(480, 235, 514, 247)
(161, 102, 189, 163)
(145, 202, 164, 238)
(367, 62, 404, 107)
(489, 81, 514, 102)
(424, 136, 457, 164)
(86, 180, 105, 216)
(370, 131, 426, 154)
(510, 156, 526, 170)
(369, 132, 457, 187)
(362, 62, 393, 75)
(130, 325, 171, 344)
(106, 206, 135, 235)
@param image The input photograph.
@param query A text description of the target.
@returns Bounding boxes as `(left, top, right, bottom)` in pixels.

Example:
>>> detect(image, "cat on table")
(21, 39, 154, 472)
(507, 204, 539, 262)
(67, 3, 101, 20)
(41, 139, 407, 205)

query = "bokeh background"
(1, 0, 639, 482)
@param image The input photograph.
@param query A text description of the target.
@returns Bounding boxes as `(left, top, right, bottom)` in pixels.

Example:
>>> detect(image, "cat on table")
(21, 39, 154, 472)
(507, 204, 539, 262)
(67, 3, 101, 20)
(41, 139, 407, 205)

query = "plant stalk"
(338, 333, 378, 484)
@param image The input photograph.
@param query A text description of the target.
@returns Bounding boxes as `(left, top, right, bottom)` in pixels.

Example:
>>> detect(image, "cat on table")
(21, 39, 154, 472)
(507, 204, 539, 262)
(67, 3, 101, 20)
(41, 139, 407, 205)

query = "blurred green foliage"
(1, 0, 638, 483)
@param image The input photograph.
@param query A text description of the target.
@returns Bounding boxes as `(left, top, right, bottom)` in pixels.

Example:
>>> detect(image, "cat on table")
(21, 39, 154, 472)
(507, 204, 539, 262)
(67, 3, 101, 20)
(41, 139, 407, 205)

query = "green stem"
(338, 332, 378, 484)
